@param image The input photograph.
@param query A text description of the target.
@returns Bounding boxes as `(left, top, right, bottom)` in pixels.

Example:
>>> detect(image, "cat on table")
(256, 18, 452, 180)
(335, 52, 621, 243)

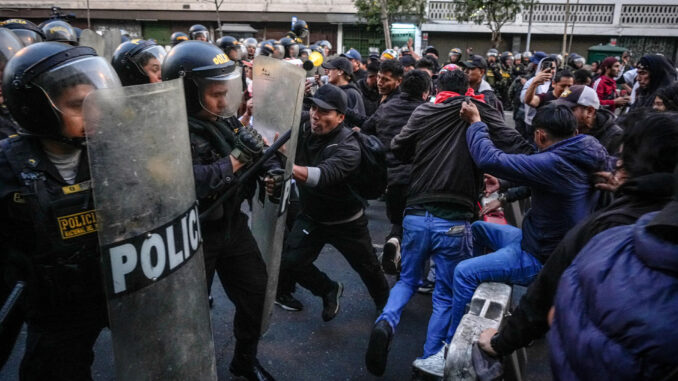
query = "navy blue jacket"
(548, 212, 678, 381)
(466, 122, 608, 262)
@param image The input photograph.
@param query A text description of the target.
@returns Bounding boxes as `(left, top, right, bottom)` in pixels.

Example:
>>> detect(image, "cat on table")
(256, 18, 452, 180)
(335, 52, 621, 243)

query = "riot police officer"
(0, 19, 45, 46)
(170, 31, 189, 47)
(286, 19, 309, 44)
(189, 24, 210, 42)
(279, 37, 299, 59)
(448, 47, 462, 64)
(0, 27, 23, 139)
(0, 41, 121, 380)
(162, 40, 277, 381)
(40, 19, 78, 46)
(243, 37, 258, 61)
(111, 39, 166, 85)
(216, 35, 242, 62)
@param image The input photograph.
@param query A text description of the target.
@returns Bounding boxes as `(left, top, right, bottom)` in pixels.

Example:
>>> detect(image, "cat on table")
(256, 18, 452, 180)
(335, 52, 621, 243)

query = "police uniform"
(0, 136, 106, 380)
(188, 114, 275, 373)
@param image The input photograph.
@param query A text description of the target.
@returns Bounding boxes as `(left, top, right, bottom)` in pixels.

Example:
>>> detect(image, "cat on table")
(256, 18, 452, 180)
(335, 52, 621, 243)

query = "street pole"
(568, 0, 580, 53)
(525, 0, 534, 52)
(562, 0, 571, 64)
(379, 0, 391, 49)
(86, 0, 91, 29)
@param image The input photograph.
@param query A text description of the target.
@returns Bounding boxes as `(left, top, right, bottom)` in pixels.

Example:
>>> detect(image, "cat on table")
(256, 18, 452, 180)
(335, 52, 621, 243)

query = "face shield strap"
(12, 46, 97, 89)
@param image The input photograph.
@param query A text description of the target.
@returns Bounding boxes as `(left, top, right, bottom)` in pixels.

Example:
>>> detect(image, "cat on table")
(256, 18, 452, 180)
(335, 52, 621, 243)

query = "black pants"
(202, 212, 268, 363)
(277, 213, 389, 308)
(385, 184, 408, 240)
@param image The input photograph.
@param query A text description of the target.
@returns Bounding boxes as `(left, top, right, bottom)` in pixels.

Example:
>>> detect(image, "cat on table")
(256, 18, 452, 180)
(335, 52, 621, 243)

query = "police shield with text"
(0, 42, 120, 380)
(162, 40, 278, 381)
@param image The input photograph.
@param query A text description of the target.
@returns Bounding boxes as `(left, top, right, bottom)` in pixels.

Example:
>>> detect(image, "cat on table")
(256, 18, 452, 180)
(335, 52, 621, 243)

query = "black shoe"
(274, 293, 303, 311)
(382, 237, 401, 275)
(321, 281, 343, 322)
(230, 359, 276, 381)
(366, 320, 393, 376)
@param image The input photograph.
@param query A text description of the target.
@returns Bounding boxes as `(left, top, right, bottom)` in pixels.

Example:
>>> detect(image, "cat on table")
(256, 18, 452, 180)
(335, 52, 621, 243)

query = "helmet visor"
(131, 45, 167, 81)
(288, 44, 299, 59)
(0, 29, 24, 66)
(34, 56, 122, 117)
(194, 67, 242, 118)
(273, 44, 285, 59)
(12, 29, 43, 46)
(192, 30, 209, 41)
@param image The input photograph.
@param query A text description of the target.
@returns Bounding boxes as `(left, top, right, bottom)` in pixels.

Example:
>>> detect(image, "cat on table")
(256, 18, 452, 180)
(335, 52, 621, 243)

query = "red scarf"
(434, 88, 485, 104)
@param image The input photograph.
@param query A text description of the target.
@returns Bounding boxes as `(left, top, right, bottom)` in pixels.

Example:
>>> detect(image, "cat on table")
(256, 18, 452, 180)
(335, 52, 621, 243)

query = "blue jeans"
(447, 221, 543, 340)
(377, 212, 472, 357)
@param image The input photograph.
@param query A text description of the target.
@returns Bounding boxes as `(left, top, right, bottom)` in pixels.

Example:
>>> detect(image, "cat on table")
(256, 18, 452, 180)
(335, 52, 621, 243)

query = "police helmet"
(216, 36, 241, 60)
(2, 42, 121, 143)
(111, 39, 167, 86)
(257, 40, 276, 57)
(0, 19, 45, 46)
(162, 40, 242, 118)
(280, 37, 299, 59)
(522, 51, 532, 59)
(292, 20, 309, 40)
(424, 46, 439, 57)
(73, 27, 82, 42)
(318, 40, 332, 51)
(188, 24, 209, 41)
(0, 28, 24, 67)
(486, 48, 499, 57)
(170, 32, 189, 46)
(380, 48, 398, 61)
(41, 20, 77, 45)
(449, 48, 462, 59)
(244, 37, 257, 49)
(514, 52, 522, 61)
(500, 51, 514, 64)
(567, 53, 586, 69)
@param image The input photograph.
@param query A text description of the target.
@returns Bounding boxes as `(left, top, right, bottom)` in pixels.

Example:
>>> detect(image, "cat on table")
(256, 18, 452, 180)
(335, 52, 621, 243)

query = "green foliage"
(353, 0, 427, 32)
(453, 0, 532, 46)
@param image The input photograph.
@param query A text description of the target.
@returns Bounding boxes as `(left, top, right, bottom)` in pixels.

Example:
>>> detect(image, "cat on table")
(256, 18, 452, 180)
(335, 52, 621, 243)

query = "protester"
(321, 57, 365, 116)
(275, 84, 389, 321)
(592, 57, 629, 112)
(548, 165, 678, 381)
(357, 60, 380, 116)
(460, 54, 502, 112)
(365, 70, 532, 378)
(654, 82, 678, 111)
(342, 48, 366, 81)
(453, 103, 607, 371)
(477, 111, 678, 362)
(573, 68, 592, 86)
(523, 69, 573, 109)
(631, 54, 678, 110)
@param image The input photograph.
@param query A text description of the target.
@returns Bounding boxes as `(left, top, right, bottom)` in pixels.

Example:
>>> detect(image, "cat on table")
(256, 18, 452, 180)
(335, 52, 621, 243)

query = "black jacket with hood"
(391, 95, 533, 215)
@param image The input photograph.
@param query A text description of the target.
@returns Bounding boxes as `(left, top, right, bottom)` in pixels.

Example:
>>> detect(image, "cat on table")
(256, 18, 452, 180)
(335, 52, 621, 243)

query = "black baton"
(0, 281, 25, 329)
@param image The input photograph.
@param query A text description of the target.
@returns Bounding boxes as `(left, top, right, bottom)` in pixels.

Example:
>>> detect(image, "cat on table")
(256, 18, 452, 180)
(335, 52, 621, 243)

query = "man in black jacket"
(361, 70, 430, 274)
(357, 60, 380, 117)
(322, 57, 365, 116)
(477, 111, 678, 359)
(365, 70, 533, 377)
(275, 84, 389, 321)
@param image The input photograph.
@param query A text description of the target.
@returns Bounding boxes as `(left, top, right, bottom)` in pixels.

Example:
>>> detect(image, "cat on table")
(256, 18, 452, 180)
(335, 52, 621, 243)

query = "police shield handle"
(84, 79, 217, 380)
(251, 55, 306, 333)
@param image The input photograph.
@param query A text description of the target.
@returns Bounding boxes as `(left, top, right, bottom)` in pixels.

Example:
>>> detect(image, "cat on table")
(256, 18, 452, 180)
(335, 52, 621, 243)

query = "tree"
(200, 0, 225, 38)
(454, 0, 532, 49)
(353, 0, 427, 49)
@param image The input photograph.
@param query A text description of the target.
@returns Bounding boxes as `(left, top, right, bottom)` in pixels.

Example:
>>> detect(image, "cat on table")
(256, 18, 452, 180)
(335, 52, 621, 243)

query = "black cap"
(308, 84, 347, 114)
(459, 55, 487, 69)
(322, 57, 353, 76)
(400, 55, 416, 67)
(424, 45, 439, 57)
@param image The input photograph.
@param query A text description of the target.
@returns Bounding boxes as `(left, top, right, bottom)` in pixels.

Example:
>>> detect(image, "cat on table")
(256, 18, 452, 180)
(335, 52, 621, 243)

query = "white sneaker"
(382, 237, 401, 275)
(412, 343, 447, 377)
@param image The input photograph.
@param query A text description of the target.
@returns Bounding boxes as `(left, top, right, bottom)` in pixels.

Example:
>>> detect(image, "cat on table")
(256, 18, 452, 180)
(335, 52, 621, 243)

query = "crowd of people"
(0, 14, 677, 381)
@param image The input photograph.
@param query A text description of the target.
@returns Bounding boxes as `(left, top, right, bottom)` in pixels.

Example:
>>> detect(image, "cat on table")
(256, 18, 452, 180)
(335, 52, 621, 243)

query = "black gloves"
(265, 168, 285, 203)
(231, 126, 264, 165)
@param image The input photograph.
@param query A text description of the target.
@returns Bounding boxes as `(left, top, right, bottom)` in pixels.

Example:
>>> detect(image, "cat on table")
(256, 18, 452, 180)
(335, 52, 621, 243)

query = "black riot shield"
(84, 79, 217, 380)
(251, 56, 305, 333)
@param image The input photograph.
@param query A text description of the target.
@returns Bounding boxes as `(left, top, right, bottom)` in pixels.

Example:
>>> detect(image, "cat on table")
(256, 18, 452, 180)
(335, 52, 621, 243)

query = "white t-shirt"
(45, 149, 82, 185)
(520, 77, 551, 125)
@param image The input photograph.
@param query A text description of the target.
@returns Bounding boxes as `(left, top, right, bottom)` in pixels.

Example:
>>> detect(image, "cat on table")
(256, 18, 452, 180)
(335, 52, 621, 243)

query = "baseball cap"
(400, 55, 416, 67)
(554, 85, 600, 110)
(307, 84, 347, 114)
(458, 55, 487, 70)
(341, 48, 362, 62)
(322, 57, 353, 76)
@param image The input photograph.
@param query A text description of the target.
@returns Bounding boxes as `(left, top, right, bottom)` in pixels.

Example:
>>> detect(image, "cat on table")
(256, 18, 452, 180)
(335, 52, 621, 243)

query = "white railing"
(620, 4, 678, 25)
(427, 1, 678, 28)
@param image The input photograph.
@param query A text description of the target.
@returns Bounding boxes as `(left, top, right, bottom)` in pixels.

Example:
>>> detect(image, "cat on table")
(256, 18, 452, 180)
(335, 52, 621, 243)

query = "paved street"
(0, 200, 551, 381)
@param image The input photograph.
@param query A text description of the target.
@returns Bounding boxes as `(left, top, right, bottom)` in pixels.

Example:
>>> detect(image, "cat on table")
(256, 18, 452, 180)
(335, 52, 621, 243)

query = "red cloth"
(434, 88, 485, 104)
(592, 75, 618, 111)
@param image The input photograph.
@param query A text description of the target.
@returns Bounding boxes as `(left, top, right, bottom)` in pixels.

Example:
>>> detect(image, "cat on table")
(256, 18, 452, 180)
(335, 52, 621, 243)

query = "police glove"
(264, 168, 285, 203)
(231, 126, 264, 165)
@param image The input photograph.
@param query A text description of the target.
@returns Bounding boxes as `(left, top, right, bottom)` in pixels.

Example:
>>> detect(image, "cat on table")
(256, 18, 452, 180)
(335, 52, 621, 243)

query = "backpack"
(349, 131, 387, 200)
